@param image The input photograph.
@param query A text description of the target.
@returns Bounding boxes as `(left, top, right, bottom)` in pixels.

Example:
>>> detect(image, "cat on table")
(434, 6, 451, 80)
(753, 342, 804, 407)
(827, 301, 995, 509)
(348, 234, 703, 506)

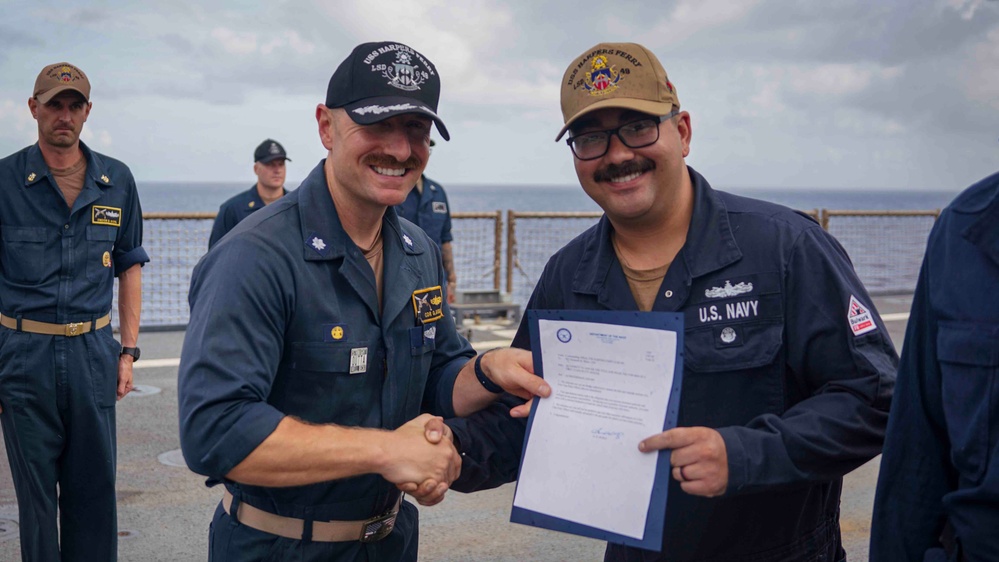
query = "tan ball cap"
(34, 62, 91, 104)
(557, 43, 679, 141)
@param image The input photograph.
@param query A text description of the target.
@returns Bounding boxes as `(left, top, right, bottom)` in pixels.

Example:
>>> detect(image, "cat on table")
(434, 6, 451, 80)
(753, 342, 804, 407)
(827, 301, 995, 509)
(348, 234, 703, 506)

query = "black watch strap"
(120, 346, 140, 362)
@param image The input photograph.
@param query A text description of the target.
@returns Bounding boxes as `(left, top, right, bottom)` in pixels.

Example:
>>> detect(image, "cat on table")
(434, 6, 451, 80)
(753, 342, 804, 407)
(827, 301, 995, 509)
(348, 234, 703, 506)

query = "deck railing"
(121, 209, 940, 329)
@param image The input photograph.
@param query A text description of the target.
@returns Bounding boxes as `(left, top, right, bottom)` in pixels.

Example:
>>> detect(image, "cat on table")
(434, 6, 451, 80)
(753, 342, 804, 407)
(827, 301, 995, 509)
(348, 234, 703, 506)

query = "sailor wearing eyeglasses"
(449, 42, 898, 561)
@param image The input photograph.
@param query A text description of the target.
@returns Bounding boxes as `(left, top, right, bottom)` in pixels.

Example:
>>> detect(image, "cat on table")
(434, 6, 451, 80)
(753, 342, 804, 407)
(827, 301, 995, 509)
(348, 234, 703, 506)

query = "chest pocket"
(1, 226, 53, 284)
(274, 342, 384, 426)
(86, 226, 117, 282)
(938, 322, 999, 484)
(682, 319, 784, 427)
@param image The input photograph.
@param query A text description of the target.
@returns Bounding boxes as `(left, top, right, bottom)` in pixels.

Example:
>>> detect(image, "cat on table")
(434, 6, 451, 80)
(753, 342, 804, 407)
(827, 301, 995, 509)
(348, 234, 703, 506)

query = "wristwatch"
(120, 346, 141, 362)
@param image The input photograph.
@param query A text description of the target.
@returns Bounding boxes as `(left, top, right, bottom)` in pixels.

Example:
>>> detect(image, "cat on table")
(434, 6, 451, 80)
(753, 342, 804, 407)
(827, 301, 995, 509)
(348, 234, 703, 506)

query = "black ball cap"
(325, 41, 450, 141)
(254, 139, 290, 163)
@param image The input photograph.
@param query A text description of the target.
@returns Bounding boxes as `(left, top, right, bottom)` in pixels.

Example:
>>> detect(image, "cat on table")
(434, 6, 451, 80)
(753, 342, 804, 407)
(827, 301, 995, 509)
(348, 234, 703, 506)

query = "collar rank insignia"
(412, 285, 444, 324)
(100, 175, 110, 183)
(248, 201, 256, 208)
(311, 237, 326, 251)
(27, 173, 36, 182)
(92, 205, 122, 227)
(402, 234, 413, 248)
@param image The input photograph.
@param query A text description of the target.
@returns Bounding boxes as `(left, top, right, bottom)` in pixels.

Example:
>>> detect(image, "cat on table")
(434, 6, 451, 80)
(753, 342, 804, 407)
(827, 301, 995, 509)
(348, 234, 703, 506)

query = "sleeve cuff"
(433, 357, 471, 418)
(114, 245, 150, 275)
(717, 426, 749, 494)
(196, 403, 285, 478)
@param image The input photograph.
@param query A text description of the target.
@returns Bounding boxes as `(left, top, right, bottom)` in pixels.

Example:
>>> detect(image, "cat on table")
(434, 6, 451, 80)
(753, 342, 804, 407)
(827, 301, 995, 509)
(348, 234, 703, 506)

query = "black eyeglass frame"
(566, 109, 679, 161)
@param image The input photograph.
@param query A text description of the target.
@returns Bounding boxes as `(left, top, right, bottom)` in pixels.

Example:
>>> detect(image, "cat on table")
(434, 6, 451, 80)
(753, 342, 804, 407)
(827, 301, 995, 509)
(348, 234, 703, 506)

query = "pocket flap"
(2, 226, 47, 243)
(87, 225, 118, 241)
(286, 343, 354, 372)
(937, 322, 999, 367)
(685, 320, 783, 372)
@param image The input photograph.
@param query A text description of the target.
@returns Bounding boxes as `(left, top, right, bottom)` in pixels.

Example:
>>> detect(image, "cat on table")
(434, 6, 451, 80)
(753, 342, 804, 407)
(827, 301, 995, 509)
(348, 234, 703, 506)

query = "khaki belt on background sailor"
(0, 313, 111, 337)
(222, 490, 402, 543)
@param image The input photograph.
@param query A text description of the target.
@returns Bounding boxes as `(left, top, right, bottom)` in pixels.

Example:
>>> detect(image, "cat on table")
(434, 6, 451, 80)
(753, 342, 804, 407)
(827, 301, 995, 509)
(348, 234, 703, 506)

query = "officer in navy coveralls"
(178, 42, 548, 561)
(394, 140, 458, 302)
(208, 139, 291, 249)
(0, 62, 148, 561)
(871, 172, 999, 562)
(450, 43, 897, 562)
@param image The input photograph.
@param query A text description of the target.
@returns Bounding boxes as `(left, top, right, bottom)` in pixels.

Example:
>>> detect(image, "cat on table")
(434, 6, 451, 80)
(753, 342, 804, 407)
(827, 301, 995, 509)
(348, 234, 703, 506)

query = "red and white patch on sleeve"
(848, 295, 877, 336)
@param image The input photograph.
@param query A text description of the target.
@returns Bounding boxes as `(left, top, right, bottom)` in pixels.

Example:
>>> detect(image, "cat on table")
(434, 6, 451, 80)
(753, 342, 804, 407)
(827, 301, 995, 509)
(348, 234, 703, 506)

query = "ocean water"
(138, 180, 961, 214)
(128, 180, 959, 327)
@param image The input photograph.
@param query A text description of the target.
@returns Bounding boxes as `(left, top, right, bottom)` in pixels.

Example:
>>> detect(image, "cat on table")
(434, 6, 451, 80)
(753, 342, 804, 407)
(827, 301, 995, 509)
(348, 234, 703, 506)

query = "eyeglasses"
(566, 110, 678, 161)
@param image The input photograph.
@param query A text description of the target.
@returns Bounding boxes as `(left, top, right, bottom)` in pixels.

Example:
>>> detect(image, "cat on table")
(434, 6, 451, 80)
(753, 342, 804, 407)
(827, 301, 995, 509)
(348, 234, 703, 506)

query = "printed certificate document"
(510, 309, 683, 551)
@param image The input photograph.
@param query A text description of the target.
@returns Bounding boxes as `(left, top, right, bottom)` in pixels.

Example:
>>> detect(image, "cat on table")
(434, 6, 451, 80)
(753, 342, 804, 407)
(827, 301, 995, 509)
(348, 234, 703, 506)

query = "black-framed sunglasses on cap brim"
(566, 109, 679, 161)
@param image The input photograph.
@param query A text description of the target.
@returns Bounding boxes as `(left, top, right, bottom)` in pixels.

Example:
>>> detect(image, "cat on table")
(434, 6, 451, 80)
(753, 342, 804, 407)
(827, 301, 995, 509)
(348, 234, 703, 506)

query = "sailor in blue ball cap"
(178, 41, 548, 561)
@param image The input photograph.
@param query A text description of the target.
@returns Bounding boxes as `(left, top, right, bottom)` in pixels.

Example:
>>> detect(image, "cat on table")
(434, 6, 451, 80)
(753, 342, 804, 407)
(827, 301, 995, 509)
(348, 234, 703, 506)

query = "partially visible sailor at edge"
(0, 62, 148, 561)
(870, 170, 999, 562)
(447, 42, 899, 562)
(394, 139, 458, 304)
(177, 41, 548, 561)
(208, 138, 291, 249)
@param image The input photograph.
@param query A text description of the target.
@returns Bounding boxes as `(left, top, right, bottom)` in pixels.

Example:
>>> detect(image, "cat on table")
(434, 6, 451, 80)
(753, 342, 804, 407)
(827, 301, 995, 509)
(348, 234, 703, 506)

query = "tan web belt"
(222, 490, 402, 543)
(0, 313, 111, 337)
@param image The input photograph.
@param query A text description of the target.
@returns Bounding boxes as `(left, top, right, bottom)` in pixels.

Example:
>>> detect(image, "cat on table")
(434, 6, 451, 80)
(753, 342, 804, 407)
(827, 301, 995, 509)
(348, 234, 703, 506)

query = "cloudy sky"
(2, 0, 998, 192)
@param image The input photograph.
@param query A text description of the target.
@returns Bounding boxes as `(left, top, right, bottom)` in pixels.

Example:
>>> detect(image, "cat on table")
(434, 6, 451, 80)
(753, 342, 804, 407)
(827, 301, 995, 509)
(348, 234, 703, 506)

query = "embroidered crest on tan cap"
(583, 55, 623, 96)
(34, 62, 91, 104)
(557, 43, 680, 141)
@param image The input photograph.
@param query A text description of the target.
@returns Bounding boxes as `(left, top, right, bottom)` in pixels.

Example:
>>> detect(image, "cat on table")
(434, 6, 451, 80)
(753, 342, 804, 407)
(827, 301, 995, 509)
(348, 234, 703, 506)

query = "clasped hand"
(383, 414, 461, 507)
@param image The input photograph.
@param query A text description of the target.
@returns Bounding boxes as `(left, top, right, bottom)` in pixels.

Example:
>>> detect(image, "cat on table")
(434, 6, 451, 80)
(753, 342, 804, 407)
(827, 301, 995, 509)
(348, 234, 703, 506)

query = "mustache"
(361, 154, 423, 170)
(592, 158, 655, 182)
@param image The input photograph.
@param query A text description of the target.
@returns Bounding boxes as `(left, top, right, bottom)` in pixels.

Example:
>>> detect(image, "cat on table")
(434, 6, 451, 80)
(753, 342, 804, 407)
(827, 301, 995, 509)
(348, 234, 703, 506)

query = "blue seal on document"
(556, 328, 572, 343)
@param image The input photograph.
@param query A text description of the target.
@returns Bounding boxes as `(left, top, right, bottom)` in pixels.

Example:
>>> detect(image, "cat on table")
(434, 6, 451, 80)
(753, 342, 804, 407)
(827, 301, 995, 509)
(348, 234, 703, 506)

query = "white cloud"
(636, 0, 764, 48)
(81, 127, 113, 150)
(0, 98, 37, 147)
(211, 27, 259, 55)
(964, 24, 999, 109)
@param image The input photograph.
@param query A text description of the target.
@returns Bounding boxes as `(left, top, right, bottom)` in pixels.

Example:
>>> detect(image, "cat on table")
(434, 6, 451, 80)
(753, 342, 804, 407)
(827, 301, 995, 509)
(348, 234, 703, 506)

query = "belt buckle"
(359, 510, 397, 543)
(65, 322, 84, 337)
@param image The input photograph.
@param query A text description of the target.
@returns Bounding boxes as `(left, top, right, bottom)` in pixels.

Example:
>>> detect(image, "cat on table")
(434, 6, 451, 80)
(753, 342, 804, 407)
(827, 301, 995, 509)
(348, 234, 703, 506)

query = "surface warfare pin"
(412, 286, 444, 324)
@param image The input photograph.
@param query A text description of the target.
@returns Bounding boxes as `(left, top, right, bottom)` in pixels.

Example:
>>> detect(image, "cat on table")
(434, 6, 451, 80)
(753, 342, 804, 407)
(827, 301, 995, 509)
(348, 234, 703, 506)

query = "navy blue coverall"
(208, 184, 287, 249)
(871, 172, 999, 562)
(178, 161, 475, 561)
(394, 175, 452, 248)
(451, 167, 898, 562)
(0, 141, 148, 561)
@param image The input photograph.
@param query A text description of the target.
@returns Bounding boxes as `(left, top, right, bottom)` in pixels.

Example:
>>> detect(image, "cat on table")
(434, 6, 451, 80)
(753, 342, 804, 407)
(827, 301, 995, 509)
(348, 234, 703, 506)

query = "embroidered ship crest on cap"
(584, 55, 623, 96)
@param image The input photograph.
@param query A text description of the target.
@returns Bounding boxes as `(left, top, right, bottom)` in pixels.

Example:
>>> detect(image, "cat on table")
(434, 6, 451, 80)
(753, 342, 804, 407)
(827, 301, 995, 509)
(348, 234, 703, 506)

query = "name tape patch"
(92, 206, 122, 227)
(412, 285, 444, 324)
